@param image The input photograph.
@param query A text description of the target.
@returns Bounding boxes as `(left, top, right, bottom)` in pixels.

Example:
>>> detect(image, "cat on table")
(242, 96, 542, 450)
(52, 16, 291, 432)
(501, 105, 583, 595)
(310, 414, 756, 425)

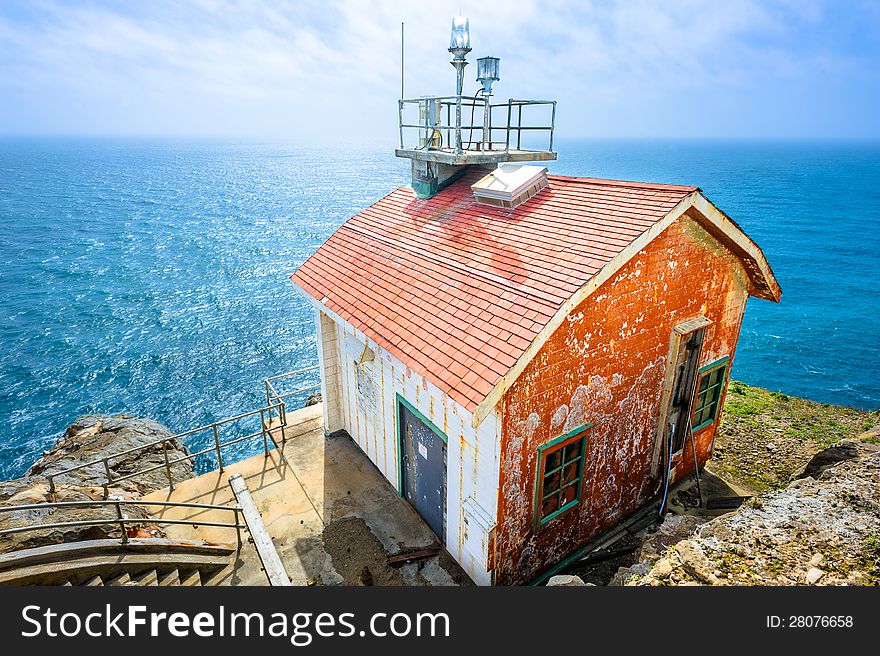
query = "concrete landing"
(142, 404, 470, 586)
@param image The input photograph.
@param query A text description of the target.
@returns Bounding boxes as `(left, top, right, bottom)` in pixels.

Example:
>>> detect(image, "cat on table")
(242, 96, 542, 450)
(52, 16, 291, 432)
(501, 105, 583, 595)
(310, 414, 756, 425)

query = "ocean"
(0, 138, 878, 480)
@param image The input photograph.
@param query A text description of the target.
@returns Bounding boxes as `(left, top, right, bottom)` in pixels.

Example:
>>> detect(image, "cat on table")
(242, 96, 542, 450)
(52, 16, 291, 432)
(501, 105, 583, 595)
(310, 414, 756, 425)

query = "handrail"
(264, 366, 320, 410)
(0, 499, 244, 548)
(45, 401, 288, 497)
(398, 94, 556, 154)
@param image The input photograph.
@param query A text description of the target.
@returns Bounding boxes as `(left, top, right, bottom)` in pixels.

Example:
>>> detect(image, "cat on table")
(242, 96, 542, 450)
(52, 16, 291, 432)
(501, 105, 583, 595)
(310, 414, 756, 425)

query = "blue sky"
(0, 0, 878, 140)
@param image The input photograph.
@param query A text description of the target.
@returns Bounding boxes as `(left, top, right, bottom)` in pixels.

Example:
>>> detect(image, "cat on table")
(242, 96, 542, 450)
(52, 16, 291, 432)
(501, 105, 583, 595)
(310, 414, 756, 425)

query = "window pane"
(541, 495, 558, 518)
(562, 462, 579, 485)
(560, 484, 578, 505)
(564, 441, 582, 461)
(543, 470, 561, 495)
(699, 375, 710, 392)
(544, 450, 562, 472)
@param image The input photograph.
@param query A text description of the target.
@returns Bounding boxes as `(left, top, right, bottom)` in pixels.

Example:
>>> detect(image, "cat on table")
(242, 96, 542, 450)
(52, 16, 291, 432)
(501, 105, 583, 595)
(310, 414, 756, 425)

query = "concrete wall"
(314, 307, 501, 585)
(316, 310, 344, 435)
(493, 213, 750, 585)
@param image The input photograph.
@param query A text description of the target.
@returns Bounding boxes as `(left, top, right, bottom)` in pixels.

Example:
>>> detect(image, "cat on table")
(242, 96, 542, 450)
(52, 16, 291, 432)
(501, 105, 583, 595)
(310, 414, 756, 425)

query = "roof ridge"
(546, 174, 699, 193)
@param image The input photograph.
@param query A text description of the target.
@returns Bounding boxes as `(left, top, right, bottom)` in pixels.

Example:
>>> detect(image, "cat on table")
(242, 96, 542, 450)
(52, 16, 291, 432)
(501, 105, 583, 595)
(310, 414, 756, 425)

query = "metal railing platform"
(398, 95, 557, 160)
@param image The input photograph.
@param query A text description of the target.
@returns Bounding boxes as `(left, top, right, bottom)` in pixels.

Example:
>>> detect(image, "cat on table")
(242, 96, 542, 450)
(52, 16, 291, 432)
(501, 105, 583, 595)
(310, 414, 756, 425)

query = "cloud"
(0, 0, 877, 138)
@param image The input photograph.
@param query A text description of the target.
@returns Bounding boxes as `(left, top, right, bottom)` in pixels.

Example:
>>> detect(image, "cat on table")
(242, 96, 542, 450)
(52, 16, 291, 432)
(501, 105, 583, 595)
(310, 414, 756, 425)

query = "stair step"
(84, 576, 104, 586)
(135, 570, 159, 586)
(178, 570, 201, 587)
(105, 572, 131, 586)
(199, 567, 230, 587)
(157, 569, 180, 586)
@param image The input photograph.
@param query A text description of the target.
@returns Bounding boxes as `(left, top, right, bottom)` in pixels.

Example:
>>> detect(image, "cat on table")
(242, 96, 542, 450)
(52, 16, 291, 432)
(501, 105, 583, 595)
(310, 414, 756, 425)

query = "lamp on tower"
(448, 16, 471, 96)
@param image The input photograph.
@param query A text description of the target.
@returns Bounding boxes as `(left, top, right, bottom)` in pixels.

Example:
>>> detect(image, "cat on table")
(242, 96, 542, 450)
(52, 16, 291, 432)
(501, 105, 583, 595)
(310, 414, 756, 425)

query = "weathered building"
(290, 17, 780, 585)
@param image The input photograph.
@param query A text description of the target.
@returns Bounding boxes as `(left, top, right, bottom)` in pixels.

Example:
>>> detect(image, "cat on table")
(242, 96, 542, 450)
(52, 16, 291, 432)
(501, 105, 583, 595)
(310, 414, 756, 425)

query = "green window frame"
(691, 357, 729, 432)
(534, 424, 591, 527)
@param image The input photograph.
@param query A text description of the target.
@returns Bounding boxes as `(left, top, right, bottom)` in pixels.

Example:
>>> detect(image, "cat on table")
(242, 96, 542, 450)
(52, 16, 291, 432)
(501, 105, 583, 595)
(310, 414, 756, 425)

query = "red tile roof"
(291, 168, 697, 414)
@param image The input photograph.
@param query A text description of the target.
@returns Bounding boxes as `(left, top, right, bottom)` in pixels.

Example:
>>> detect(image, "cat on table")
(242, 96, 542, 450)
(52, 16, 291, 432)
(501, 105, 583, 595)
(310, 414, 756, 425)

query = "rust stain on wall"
(494, 216, 749, 585)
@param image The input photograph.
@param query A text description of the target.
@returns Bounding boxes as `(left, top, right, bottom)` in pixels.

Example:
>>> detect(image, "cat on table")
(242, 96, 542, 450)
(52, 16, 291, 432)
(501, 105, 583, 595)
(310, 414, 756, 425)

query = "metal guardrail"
(42, 368, 322, 499)
(398, 95, 556, 154)
(0, 499, 244, 548)
(46, 402, 289, 498)
(265, 365, 321, 409)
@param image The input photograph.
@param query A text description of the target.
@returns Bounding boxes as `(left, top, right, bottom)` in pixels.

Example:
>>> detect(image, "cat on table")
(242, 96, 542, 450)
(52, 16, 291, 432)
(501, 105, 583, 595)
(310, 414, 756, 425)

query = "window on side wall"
(535, 425, 590, 527)
(692, 357, 729, 432)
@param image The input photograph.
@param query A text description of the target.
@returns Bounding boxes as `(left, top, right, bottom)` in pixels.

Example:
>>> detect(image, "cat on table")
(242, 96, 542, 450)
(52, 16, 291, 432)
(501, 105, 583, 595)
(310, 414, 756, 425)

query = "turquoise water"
(1, 138, 878, 479)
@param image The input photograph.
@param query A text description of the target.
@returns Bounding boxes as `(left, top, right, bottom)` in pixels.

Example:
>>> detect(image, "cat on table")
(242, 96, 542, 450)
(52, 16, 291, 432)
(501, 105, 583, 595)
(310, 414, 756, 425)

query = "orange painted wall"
(494, 212, 750, 585)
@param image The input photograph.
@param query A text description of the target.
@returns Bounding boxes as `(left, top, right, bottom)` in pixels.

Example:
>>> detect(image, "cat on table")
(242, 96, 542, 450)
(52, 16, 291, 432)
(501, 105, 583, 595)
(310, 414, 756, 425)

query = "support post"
(517, 103, 523, 150)
(506, 101, 512, 151)
(260, 409, 269, 456)
(450, 54, 468, 154)
(279, 401, 287, 444)
(213, 424, 224, 472)
(115, 501, 128, 545)
(482, 94, 491, 151)
(102, 457, 112, 499)
(162, 440, 174, 491)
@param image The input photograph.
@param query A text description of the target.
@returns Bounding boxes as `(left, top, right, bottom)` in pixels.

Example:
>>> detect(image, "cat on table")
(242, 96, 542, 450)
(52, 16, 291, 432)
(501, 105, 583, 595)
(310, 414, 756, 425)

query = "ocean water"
(0, 138, 878, 480)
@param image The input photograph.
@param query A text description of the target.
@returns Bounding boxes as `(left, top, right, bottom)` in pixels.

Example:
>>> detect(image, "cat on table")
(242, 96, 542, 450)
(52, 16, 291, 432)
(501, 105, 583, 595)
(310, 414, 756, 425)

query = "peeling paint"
(494, 216, 750, 585)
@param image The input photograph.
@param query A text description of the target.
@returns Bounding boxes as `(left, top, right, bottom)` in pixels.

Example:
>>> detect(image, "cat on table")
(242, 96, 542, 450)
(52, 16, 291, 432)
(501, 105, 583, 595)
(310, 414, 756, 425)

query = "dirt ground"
(320, 516, 473, 586)
(321, 517, 409, 586)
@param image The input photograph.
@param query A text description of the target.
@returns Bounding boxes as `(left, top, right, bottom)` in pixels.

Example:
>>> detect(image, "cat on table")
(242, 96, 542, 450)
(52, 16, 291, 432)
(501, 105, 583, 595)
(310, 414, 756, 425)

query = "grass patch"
(709, 381, 878, 493)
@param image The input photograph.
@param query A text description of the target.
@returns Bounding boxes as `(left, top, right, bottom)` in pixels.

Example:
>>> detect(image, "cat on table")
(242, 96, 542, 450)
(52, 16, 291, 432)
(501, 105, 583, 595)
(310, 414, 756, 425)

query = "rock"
(25, 413, 193, 495)
(305, 393, 322, 407)
(1, 413, 194, 554)
(794, 439, 879, 481)
(547, 574, 586, 586)
(635, 514, 706, 563)
(652, 558, 674, 580)
(359, 565, 374, 586)
(630, 442, 880, 586)
(675, 540, 718, 584)
(806, 568, 825, 584)
(0, 482, 155, 554)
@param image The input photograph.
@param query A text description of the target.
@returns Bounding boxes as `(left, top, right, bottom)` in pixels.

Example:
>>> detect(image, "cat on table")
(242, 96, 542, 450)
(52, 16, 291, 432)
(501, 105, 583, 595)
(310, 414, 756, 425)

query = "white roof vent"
(471, 164, 548, 209)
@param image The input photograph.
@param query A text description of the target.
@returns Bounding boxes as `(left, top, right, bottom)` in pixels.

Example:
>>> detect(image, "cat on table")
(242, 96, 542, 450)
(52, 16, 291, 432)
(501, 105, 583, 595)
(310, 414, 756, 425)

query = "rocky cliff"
(617, 437, 880, 586)
(0, 414, 194, 554)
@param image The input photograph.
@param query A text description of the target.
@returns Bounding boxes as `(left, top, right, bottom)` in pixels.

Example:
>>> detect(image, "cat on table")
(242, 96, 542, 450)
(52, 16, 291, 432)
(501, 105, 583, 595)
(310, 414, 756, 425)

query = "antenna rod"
(400, 22, 405, 99)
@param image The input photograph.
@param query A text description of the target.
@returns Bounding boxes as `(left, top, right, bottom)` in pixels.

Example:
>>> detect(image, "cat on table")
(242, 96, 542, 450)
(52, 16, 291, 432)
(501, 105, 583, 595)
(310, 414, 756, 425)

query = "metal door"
(399, 399, 447, 541)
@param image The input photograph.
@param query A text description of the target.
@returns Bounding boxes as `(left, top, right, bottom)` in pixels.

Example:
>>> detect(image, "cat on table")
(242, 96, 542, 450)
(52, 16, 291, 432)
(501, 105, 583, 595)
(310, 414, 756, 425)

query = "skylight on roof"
(471, 164, 548, 209)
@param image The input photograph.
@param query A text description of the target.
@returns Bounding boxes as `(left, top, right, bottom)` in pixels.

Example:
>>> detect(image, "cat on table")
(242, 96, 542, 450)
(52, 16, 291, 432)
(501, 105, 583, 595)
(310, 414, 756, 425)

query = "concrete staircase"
(0, 538, 235, 586)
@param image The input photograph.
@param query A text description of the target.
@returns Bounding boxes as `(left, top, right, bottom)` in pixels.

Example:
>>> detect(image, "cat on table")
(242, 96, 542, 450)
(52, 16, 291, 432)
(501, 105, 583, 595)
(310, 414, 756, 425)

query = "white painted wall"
(313, 306, 500, 585)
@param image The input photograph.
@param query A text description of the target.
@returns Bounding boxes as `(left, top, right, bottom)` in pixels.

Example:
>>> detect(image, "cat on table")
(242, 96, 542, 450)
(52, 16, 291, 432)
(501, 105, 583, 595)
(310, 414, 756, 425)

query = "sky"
(0, 0, 878, 141)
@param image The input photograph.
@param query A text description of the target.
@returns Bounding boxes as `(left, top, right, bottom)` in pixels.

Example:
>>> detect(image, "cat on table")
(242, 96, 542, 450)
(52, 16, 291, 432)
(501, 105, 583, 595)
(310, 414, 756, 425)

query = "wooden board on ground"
(387, 545, 441, 566)
(228, 473, 291, 586)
